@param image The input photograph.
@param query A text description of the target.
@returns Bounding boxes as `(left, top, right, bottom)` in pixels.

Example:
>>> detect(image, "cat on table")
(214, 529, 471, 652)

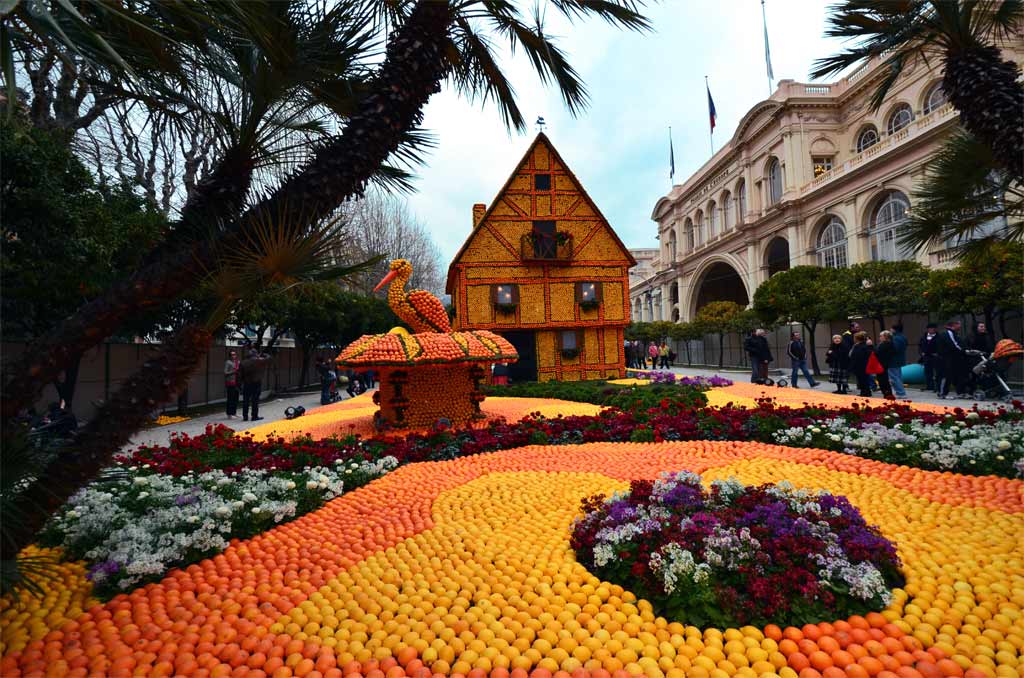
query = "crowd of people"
(624, 340, 675, 370)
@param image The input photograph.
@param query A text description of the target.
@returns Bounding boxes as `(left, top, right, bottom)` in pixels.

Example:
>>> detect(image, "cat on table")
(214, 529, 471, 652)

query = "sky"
(399, 1, 852, 267)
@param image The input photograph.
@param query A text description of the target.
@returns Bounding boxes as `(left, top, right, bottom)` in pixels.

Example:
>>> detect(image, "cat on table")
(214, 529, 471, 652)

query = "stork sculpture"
(374, 259, 452, 334)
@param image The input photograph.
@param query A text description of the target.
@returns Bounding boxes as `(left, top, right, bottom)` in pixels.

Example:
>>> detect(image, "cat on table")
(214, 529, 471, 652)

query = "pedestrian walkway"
(126, 390, 368, 449)
(637, 364, 1006, 410)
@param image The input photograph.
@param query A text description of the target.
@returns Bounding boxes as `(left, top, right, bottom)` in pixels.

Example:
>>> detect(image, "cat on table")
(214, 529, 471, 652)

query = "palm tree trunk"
(1, 0, 455, 422)
(944, 45, 1024, 181)
(1, 325, 213, 563)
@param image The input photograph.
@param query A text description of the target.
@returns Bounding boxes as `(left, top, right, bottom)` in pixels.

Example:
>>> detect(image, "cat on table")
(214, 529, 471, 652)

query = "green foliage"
(924, 242, 1024, 321)
(482, 380, 708, 416)
(845, 260, 930, 321)
(753, 266, 842, 328)
(694, 301, 744, 331)
(0, 121, 165, 339)
(902, 129, 1023, 258)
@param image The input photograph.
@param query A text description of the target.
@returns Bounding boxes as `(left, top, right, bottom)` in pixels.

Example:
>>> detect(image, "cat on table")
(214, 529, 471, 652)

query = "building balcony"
(520, 233, 574, 264)
(803, 102, 957, 193)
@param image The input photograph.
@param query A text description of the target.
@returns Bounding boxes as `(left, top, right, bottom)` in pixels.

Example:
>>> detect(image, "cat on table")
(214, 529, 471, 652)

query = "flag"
(706, 83, 717, 133)
(762, 0, 774, 83)
(669, 128, 675, 180)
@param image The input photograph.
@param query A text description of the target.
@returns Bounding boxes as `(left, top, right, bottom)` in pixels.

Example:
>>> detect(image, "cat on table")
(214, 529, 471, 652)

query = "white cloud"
(402, 1, 848, 267)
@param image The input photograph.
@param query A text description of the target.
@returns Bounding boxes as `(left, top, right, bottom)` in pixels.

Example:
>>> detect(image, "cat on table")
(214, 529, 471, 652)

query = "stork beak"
(374, 269, 398, 293)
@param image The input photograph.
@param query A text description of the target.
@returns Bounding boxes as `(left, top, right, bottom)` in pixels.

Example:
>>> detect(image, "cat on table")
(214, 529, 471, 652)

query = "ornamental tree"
(924, 242, 1024, 338)
(695, 301, 745, 369)
(844, 261, 930, 333)
(752, 266, 843, 374)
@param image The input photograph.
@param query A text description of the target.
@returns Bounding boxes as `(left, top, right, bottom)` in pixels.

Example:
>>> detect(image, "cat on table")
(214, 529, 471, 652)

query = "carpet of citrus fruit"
(244, 394, 606, 441)
(3, 440, 1021, 678)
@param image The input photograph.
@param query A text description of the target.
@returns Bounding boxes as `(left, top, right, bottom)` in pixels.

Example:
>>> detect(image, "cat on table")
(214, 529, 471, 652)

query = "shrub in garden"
(570, 472, 904, 628)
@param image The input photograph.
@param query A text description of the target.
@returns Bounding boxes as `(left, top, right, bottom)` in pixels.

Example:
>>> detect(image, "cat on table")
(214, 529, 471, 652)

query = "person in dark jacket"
(224, 349, 241, 419)
(918, 323, 940, 391)
(936, 320, 968, 398)
(239, 349, 272, 421)
(970, 322, 995, 354)
(825, 334, 850, 394)
(743, 332, 759, 383)
(848, 331, 874, 397)
(749, 329, 773, 383)
(786, 331, 819, 388)
(874, 331, 896, 399)
(316, 358, 336, 405)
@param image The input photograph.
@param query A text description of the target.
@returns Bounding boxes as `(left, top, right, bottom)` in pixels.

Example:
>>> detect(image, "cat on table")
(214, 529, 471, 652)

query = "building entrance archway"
(693, 261, 749, 314)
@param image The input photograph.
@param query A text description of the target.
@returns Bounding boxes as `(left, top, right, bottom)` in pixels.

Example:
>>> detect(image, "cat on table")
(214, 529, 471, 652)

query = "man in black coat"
(936, 320, 967, 399)
(749, 329, 773, 384)
(239, 349, 272, 420)
(918, 323, 940, 391)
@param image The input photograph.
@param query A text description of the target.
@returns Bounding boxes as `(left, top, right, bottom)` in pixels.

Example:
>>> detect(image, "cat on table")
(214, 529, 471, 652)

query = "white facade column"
(661, 283, 673, 321)
(786, 222, 800, 268)
(676, 277, 686, 321)
(745, 240, 760, 304)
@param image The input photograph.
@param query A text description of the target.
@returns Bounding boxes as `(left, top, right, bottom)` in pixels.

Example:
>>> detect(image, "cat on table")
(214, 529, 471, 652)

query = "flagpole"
(705, 76, 714, 156)
(762, 0, 773, 96)
(668, 126, 675, 188)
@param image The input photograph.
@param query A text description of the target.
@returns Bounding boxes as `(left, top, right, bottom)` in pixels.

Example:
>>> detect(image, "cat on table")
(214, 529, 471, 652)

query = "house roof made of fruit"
(445, 132, 637, 293)
(335, 330, 518, 367)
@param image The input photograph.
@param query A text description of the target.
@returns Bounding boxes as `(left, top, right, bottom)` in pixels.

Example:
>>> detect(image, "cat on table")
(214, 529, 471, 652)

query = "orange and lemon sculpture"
(336, 259, 518, 430)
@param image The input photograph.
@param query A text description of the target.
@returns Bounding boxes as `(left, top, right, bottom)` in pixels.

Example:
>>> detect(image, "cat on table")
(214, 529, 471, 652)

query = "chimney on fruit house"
(472, 203, 486, 228)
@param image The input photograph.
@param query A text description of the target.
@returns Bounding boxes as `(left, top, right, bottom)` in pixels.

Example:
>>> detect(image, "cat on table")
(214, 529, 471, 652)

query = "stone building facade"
(631, 46, 1024, 324)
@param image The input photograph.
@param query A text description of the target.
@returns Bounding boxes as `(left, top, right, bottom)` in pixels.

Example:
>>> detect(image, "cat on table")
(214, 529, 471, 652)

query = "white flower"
(285, 481, 296, 491)
(996, 455, 1005, 461)
(216, 477, 232, 486)
(997, 440, 1011, 451)
(137, 492, 149, 500)
(66, 510, 79, 519)
(251, 507, 261, 514)
(186, 516, 199, 524)
(966, 412, 980, 420)
(306, 481, 319, 489)
(232, 501, 245, 510)
(214, 506, 231, 517)
(811, 427, 821, 434)
(895, 444, 904, 449)
(242, 492, 257, 503)
(345, 469, 352, 474)
(133, 477, 149, 486)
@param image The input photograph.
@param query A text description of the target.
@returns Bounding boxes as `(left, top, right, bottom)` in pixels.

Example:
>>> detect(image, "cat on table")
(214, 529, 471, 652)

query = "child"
(825, 334, 849, 394)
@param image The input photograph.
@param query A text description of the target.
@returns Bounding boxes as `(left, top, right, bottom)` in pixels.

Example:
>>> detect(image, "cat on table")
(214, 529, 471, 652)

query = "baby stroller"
(967, 339, 1022, 402)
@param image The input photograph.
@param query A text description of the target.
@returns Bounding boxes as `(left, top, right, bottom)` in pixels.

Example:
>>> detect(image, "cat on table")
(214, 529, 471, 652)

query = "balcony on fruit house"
(520, 232, 574, 264)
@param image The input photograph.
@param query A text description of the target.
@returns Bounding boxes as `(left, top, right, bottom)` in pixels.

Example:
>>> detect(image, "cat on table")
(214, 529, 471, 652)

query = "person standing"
(224, 349, 241, 419)
(786, 331, 819, 388)
(316, 358, 335, 405)
(744, 331, 760, 383)
(647, 342, 659, 369)
(874, 331, 896, 399)
(848, 331, 874, 397)
(936, 320, 968, 399)
(751, 329, 773, 384)
(888, 324, 908, 397)
(658, 341, 670, 369)
(918, 323, 940, 391)
(624, 340, 634, 369)
(970, 322, 995, 354)
(825, 334, 849, 394)
(240, 348, 272, 421)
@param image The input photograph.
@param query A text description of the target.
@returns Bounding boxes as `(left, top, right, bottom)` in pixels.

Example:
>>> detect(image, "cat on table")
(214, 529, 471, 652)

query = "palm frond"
(448, 19, 526, 131)
(547, 0, 652, 31)
(900, 128, 1023, 260)
(0, 552, 63, 601)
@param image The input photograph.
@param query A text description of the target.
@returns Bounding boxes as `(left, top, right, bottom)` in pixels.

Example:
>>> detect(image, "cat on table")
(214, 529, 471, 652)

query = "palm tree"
(1, 0, 650, 564)
(899, 128, 1023, 256)
(812, 0, 1023, 181)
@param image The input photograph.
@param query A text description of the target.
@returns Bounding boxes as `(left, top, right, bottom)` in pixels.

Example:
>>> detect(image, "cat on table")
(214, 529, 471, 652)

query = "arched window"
(694, 210, 704, 247)
(887, 104, 913, 134)
(768, 158, 783, 204)
(737, 180, 747, 220)
(685, 218, 694, 252)
(816, 216, 848, 269)
(668, 228, 678, 262)
(722, 191, 733, 231)
(923, 82, 947, 115)
(869, 191, 911, 261)
(708, 201, 718, 238)
(856, 126, 879, 152)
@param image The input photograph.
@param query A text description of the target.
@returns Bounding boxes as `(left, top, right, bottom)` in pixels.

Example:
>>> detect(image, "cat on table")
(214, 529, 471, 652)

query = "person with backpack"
(786, 330, 819, 388)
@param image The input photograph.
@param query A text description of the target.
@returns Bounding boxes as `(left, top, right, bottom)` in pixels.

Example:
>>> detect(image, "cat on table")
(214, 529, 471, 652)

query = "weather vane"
(535, 116, 546, 133)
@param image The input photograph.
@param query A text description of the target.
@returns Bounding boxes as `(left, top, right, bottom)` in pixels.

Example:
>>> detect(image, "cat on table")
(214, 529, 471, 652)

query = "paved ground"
(126, 389, 367, 449)
(641, 363, 1007, 410)
(129, 365, 1007, 450)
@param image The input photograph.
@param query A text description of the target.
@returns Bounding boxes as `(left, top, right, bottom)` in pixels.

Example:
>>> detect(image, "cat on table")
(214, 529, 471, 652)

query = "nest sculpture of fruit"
(336, 260, 518, 429)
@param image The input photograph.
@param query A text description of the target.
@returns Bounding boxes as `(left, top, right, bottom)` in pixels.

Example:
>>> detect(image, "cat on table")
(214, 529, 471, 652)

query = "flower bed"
(571, 472, 903, 628)
(482, 379, 711, 413)
(627, 371, 735, 387)
(38, 457, 397, 596)
(5, 441, 1020, 678)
